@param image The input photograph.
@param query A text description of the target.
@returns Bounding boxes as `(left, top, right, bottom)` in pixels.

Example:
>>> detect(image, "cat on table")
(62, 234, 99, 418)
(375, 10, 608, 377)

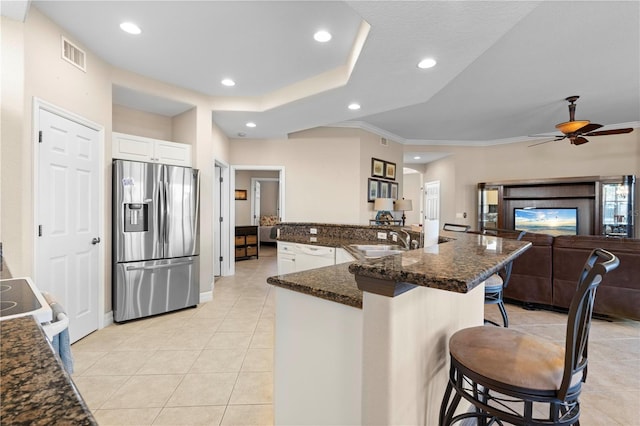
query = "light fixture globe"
(556, 120, 590, 134)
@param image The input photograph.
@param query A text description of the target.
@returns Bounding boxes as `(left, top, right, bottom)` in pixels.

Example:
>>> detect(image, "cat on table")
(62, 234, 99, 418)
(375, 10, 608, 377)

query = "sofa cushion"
(552, 235, 640, 320)
(506, 233, 554, 305)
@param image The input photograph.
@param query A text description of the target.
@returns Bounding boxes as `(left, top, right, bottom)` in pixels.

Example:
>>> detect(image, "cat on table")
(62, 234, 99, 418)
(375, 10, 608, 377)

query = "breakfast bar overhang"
(268, 230, 532, 425)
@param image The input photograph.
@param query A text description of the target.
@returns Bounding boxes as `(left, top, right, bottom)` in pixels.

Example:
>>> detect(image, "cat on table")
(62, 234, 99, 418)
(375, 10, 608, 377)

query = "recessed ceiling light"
(414, 156, 421, 160)
(314, 30, 332, 43)
(348, 103, 361, 110)
(221, 78, 235, 87)
(417, 58, 437, 69)
(246, 122, 256, 128)
(120, 22, 141, 35)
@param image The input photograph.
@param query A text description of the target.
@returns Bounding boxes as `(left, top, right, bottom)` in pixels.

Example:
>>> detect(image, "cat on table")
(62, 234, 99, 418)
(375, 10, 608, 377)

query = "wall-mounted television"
(514, 208, 578, 236)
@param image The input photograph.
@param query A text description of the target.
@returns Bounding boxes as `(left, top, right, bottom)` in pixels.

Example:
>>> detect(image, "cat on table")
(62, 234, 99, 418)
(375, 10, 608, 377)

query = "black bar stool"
(439, 248, 619, 426)
(443, 223, 471, 232)
(482, 228, 526, 327)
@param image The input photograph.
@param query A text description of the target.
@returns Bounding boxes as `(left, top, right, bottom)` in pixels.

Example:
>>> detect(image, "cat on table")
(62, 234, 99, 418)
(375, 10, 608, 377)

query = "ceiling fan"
(530, 96, 633, 146)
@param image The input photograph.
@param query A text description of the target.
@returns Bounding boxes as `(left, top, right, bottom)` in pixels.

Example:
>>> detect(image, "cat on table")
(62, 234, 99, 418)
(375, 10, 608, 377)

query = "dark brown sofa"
(504, 233, 640, 320)
(552, 235, 640, 320)
(505, 233, 554, 306)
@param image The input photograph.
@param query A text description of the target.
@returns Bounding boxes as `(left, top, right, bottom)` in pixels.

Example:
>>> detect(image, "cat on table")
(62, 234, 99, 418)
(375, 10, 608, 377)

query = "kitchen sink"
(348, 244, 407, 259)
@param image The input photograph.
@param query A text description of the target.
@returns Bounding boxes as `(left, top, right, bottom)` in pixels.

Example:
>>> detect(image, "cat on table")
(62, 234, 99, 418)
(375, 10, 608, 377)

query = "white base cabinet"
(276, 242, 355, 275)
(113, 132, 192, 166)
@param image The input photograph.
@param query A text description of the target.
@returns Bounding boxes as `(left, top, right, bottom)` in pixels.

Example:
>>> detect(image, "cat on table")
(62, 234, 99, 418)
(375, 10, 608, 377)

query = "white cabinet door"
(155, 140, 192, 166)
(277, 242, 297, 275)
(113, 132, 192, 166)
(112, 132, 154, 162)
(294, 244, 335, 272)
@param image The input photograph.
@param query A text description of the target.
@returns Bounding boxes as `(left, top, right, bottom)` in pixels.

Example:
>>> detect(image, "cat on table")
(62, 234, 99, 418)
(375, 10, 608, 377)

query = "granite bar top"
(267, 262, 362, 308)
(0, 316, 96, 425)
(349, 231, 531, 293)
(267, 229, 531, 306)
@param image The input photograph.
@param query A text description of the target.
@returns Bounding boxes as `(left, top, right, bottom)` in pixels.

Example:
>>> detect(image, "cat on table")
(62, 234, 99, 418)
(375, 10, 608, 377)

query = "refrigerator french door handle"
(157, 174, 166, 253)
(125, 260, 194, 271)
(163, 179, 169, 246)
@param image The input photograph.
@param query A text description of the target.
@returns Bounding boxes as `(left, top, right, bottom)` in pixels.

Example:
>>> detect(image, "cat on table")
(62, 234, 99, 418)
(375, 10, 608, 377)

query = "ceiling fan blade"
(571, 136, 589, 145)
(574, 123, 603, 134)
(584, 128, 634, 136)
(529, 137, 563, 147)
(527, 133, 563, 138)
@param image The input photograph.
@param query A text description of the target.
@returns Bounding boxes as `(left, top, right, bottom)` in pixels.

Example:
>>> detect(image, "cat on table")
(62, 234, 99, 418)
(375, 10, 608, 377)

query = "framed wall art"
(385, 161, 396, 180)
(367, 178, 379, 202)
(390, 183, 398, 200)
(235, 189, 247, 200)
(379, 181, 390, 198)
(371, 158, 385, 178)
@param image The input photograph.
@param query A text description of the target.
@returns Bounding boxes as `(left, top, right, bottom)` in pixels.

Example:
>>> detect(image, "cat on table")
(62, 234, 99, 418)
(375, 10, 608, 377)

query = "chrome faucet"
(390, 230, 411, 249)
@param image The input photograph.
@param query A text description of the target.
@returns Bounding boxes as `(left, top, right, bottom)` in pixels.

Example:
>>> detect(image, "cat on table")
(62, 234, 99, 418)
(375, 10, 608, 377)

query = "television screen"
(514, 208, 578, 236)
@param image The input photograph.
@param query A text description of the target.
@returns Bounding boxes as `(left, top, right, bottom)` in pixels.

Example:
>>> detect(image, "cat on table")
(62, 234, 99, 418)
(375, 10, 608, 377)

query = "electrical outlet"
(392, 234, 398, 242)
(309, 236, 317, 242)
(456, 212, 463, 219)
(310, 228, 317, 234)
(377, 232, 387, 239)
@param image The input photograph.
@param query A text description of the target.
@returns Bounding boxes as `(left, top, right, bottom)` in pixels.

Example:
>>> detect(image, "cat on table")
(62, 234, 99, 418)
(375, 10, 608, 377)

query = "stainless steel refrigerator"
(112, 159, 200, 322)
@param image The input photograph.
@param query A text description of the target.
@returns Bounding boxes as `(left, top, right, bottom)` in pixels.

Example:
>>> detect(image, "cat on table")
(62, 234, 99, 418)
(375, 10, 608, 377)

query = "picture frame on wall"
(390, 183, 398, 200)
(385, 161, 396, 180)
(371, 158, 385, 178)
(379, 181, 390, 198)
(367, 178, 379, 202)
(235, 189, 247, 200)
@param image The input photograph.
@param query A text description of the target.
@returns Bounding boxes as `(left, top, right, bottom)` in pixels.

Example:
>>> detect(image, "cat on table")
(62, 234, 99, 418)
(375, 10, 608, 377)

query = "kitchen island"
(267, 228, 531, 425)
(0, 316, 96, 425)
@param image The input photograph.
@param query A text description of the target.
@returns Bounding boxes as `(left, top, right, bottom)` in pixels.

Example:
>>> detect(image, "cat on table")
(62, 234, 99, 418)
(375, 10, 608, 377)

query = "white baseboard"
(103, 311, 114, 328)
(200, 291, 213, 303)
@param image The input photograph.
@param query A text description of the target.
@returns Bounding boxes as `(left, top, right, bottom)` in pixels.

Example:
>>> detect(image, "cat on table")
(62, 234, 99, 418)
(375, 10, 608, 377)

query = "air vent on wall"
(61, 36, 86, 72)
(380, 137, 388, 146)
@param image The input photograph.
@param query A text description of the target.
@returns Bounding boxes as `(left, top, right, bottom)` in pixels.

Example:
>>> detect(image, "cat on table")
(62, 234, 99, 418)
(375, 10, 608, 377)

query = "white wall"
(113, 104, 173, 140)
(230, 134, 363, 224)
(401, 171, 423, 226)
(229, 127, 405, 225)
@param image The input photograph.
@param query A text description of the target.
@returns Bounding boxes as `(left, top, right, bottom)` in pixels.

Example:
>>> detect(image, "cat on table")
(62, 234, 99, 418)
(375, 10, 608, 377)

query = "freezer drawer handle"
(126, 261, 193, 271)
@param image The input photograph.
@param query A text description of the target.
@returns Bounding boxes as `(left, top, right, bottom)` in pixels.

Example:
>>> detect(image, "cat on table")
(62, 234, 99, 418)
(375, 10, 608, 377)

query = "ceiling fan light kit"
(531, 95, 634, 147)
(556, 120, 590, 134)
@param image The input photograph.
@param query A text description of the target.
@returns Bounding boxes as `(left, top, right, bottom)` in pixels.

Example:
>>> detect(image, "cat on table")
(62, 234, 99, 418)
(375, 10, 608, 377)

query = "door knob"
(91, 237, 101, 245)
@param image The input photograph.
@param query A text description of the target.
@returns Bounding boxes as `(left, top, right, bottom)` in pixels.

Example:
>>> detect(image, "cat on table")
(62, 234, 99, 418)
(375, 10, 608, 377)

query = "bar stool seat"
(439, 248, 620, 426)
(449, 326, 569, 391)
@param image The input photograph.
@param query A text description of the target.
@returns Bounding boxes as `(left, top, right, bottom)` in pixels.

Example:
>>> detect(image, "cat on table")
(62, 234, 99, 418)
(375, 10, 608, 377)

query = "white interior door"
(253, 181, 261, 226)
(37, 108, 100, 343)
(424, 181, 440, 247)
(214, 164, 222, 276)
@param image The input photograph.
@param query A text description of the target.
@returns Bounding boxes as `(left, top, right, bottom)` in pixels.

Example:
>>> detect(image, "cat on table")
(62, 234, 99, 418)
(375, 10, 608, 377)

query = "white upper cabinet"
(112, 132, 192, 166)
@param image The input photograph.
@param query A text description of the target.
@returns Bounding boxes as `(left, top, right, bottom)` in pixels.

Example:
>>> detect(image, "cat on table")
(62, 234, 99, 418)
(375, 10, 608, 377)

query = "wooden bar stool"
(439, 248, 619, 426)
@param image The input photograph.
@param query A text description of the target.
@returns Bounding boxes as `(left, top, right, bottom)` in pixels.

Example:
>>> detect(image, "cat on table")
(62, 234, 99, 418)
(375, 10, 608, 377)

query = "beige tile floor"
(72, 245, 640, 425)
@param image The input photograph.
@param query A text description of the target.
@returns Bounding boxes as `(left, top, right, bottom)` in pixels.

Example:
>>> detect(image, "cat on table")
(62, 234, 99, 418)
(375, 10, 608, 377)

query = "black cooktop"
(0, 279, 42, 317)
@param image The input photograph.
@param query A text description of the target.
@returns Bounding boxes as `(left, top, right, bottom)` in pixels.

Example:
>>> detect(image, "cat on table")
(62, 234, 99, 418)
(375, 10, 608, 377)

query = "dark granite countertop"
(0, 316, 96, 425)
(267, 262, 362, 308)
(268, 230, 531, 307)
(349, 231, 531, 293)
